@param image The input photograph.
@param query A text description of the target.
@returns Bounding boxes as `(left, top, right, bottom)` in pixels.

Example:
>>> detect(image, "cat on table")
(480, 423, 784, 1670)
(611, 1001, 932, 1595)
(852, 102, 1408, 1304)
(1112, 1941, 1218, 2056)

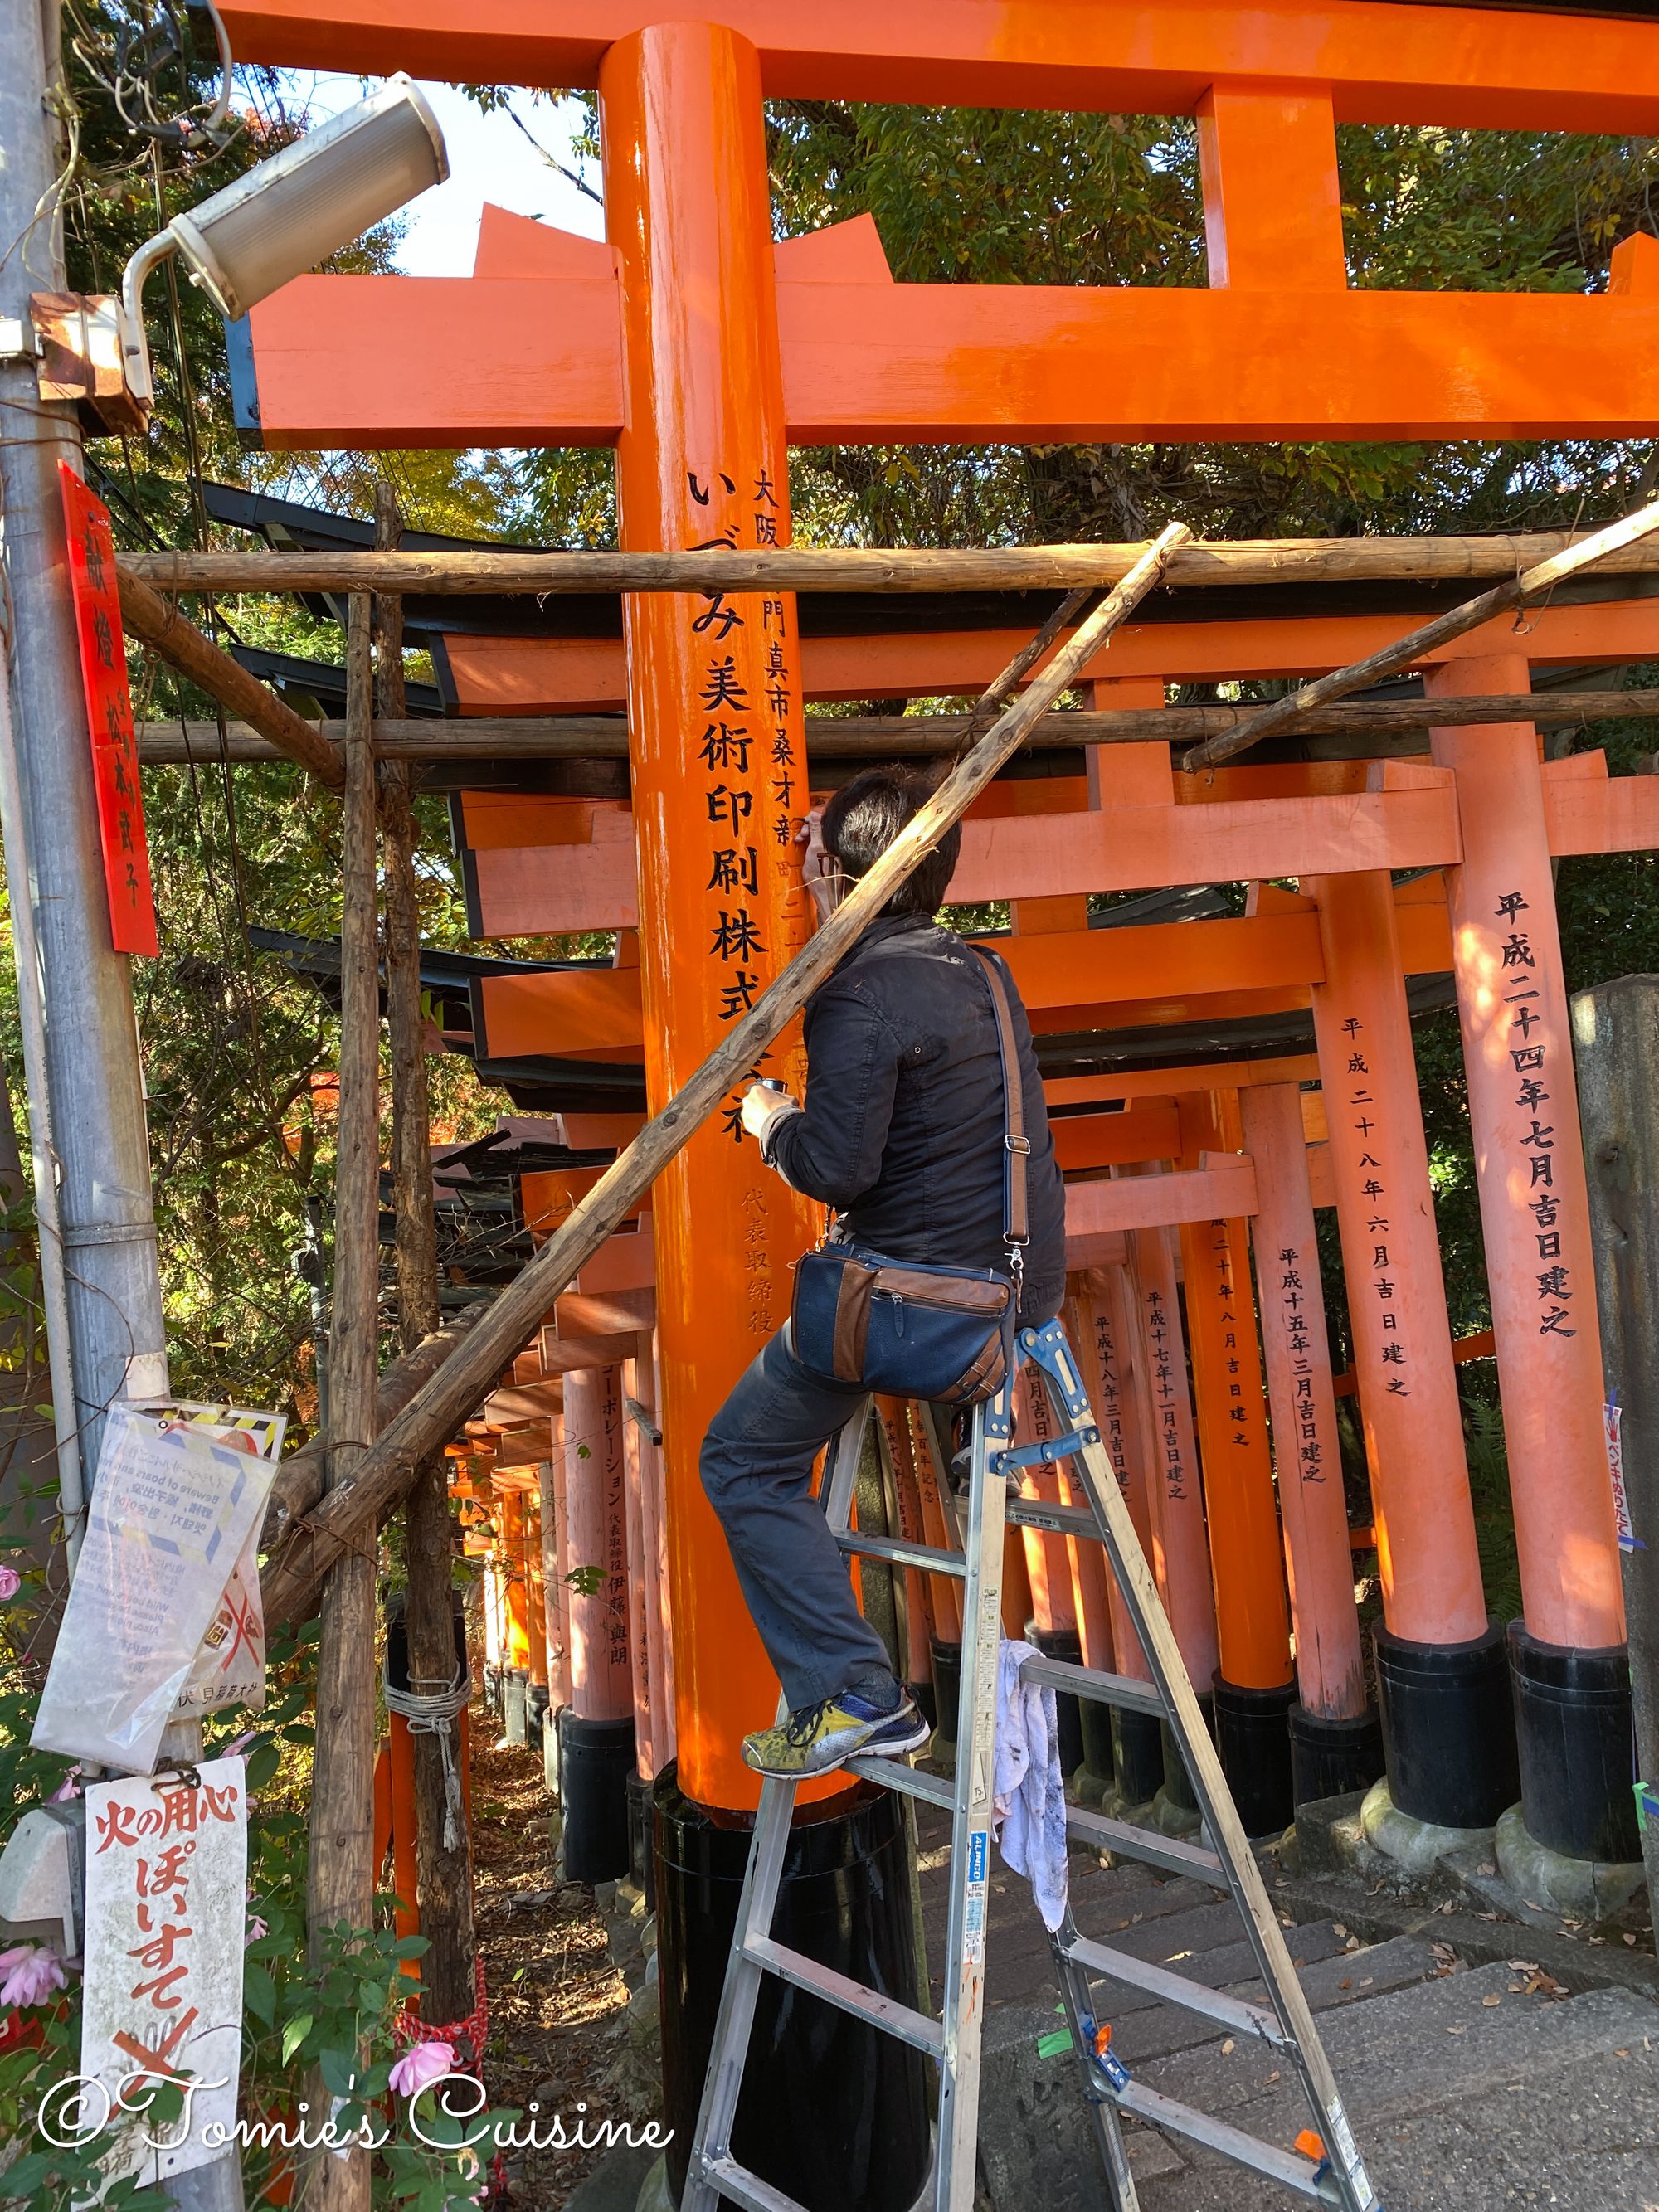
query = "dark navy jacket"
(769, 914, 1067, 1321)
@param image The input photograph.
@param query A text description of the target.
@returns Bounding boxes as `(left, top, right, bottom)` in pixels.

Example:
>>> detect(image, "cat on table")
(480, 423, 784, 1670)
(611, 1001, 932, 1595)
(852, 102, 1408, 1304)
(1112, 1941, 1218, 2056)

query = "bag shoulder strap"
(968, 945, 1029, 1257)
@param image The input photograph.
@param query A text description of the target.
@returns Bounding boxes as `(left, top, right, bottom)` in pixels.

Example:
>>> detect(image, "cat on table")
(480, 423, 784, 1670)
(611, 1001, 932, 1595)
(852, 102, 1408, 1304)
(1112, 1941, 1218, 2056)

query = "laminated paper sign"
(81, 1757, 248, 2186)
(32, 1408, 273, 1772)
(160, 1403, 288, 1721)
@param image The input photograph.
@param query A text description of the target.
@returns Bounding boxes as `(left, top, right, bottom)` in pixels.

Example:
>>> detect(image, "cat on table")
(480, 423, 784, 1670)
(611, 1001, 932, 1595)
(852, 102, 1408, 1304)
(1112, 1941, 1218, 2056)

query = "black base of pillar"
(527, 1683, 549, 1762)
(1027, 1621, 1085, 1777)
(1158, 1693, 1214, 1814)
(1509, 1624, 1640, 1862)
(654, 1764, 930, 2212)
(929, 1636, 961, 1757)
(1289, 1704, 1385, 1808)
(1374, 1619, 1517, 1830)
(1213, 1678, 1297, 1837)
(544, 1704, 565, 1797)
(626, 1767, 657, 1908)
(906, 1675, 937, 1731)
(502, 1666, 529, 1748)
(482, 1663, 503, 1716)
(558, 1709, 636, 1884)
(1110, 1708, 1165, 1806)
(1077, 1693, 1116, 1796)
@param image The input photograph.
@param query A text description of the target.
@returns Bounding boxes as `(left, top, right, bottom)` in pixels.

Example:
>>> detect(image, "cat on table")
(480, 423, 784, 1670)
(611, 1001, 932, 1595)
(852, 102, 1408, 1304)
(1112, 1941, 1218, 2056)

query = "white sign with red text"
(81, 1757, 248, 2186)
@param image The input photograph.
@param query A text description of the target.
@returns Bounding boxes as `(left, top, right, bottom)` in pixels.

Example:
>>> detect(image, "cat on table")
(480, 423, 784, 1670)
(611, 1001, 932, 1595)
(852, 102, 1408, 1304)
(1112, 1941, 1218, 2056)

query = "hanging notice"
(80, 1757, 248, 2188)
(156, 1403, 287, 1721)
(32, 1407, 273, 1772)
(1605, 1401, 1642, 1553)
(57, 463, 158, 956)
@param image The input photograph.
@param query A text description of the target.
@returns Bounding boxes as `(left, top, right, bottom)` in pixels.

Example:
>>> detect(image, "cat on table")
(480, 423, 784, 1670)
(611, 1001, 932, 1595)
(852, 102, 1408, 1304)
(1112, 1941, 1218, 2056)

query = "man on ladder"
(704, 762, 1066, 1778)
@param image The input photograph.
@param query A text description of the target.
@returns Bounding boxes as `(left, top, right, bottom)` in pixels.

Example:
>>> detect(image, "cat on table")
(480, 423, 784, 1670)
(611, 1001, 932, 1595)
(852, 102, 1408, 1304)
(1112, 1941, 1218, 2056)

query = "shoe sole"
(743, 1711, 931, 1779)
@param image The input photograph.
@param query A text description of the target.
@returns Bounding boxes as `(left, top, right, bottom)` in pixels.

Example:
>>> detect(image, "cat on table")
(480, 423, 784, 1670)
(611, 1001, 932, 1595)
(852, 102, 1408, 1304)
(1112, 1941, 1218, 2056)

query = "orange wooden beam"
(217, 1, 1659, 137)
(1066, 1155, 1258, 1235)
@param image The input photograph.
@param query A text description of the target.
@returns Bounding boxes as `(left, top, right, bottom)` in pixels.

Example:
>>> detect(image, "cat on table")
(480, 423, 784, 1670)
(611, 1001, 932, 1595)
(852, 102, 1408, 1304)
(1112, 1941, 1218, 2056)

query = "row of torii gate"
(220, 0, 1659, 2186)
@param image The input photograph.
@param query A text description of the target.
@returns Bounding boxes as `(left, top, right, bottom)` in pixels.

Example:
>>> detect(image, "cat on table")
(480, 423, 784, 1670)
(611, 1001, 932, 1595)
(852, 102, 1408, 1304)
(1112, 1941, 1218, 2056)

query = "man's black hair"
(821, 765, 961, 917)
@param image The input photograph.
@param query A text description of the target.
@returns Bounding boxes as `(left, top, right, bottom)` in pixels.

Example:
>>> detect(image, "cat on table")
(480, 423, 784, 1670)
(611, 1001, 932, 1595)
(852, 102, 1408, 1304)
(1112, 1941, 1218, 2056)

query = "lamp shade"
(167, 75, 447, 321)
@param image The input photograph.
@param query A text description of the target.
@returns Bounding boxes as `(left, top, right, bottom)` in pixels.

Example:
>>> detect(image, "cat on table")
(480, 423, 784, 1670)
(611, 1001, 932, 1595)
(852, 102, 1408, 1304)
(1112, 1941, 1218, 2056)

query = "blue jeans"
(699, 1325, 894, 1714)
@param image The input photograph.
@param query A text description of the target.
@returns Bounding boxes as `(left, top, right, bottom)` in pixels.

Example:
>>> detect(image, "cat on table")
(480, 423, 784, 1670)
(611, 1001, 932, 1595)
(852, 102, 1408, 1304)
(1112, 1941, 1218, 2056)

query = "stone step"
(1136, 2017, 1659, 2212)
(1131, 1964, 1659, 2194)
(1108, 1932, 1434, 2067)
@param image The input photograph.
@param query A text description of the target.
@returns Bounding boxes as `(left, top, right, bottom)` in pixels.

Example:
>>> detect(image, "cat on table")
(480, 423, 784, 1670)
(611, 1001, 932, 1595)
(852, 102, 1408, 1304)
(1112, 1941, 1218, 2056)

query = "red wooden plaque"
(57, 464, 158, 956)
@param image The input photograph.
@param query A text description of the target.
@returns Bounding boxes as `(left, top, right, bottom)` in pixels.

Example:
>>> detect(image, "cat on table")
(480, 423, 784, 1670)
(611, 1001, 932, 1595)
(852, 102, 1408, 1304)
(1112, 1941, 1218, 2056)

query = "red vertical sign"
(57, 464, 158, 955)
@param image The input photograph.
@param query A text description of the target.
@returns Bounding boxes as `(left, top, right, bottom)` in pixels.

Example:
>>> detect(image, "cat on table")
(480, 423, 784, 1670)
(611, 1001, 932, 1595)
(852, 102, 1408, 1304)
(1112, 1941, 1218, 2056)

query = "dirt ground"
(469, 1716, 654, 2210)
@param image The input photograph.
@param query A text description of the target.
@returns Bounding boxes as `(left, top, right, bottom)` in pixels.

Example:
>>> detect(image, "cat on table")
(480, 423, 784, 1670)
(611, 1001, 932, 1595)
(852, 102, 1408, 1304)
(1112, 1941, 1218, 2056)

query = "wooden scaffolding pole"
(1184, 494, 1659, 771)
(377, 484, 477, 2033)
(255, 524, 1190, 1631)
(304, 591, 378, 2212)
(119, 527, 1659, 600)
(135, 689, 1659, 768)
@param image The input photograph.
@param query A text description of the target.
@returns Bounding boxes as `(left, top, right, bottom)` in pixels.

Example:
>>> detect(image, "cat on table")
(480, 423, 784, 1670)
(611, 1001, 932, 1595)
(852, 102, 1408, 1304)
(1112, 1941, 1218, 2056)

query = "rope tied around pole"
(383, 1655, 474, 1851)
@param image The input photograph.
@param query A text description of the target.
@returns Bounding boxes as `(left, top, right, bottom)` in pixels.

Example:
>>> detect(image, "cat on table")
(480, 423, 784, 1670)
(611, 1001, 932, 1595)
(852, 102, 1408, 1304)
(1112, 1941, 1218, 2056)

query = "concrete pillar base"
(1494, 1802, 1648, 1922)
(1148, 1783, 1204, 1839)
(1095, 1782, 1159, 1831)
(1068, 1759, 1113, 1812)
(1359, 1777, 1493, 1877)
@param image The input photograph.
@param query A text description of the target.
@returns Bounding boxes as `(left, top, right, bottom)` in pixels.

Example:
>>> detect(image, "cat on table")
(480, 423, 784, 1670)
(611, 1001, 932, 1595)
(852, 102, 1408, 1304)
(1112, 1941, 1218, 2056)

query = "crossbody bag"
(789, 944, 1029, 1405)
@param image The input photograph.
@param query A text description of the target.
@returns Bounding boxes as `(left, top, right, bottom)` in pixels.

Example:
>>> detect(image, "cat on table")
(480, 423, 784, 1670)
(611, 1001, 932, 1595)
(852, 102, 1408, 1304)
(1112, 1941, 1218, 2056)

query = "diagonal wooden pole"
(258, 522, 1190, 1630)
(1182, 493, 1659, 773)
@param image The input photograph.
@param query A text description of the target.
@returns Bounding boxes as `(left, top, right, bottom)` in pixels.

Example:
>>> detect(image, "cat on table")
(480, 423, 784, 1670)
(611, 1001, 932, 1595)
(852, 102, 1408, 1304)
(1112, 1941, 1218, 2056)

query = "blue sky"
(254, 75, 606, 275)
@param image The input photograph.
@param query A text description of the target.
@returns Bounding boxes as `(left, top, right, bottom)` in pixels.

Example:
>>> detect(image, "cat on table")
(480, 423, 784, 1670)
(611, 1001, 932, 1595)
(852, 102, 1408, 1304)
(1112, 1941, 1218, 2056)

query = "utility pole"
(0, 0, 169, 1475)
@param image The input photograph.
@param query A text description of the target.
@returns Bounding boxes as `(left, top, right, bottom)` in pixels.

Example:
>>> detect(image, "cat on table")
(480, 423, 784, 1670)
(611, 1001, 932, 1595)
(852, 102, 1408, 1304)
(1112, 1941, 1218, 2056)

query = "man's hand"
(741, 1081, 802, 1159)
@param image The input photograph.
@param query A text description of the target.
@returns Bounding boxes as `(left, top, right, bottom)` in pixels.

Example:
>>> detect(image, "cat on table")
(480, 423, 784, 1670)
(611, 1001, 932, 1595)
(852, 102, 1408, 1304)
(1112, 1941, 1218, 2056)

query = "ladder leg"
(1019, 1321, 1381, 2212)
(684, 1406, 872, 2212)
(933, 1378, 1014, 2212)
(1049, 1913, 1141, 2212)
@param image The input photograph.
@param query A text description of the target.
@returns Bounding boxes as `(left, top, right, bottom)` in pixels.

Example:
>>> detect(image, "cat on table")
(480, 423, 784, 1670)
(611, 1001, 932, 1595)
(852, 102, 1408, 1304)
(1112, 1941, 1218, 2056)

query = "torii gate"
(216, 3, 1659, 2195)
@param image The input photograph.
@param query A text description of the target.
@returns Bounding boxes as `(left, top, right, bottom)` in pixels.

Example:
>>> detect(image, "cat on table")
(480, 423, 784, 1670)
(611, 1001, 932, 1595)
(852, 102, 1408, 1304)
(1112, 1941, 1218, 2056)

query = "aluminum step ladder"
(684, 1315, 1382, 2212)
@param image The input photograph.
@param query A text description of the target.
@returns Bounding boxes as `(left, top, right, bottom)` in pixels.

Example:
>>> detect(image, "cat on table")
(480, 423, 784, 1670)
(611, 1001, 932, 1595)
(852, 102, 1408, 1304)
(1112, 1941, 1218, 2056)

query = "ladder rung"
(835, 1529, 966, 1578)
(1019, 1651, 1165, 1719)
(1108, 2078, 1343, 2205)
(695, 2153, 810, 2212)
(994, 1425, 1098, 1474)
(1065, 1804, 1228, 1886)
(842, 1753, 955, 1810)
(742, 1936, 945, 2059)
(1059, 1930, 1287, 2047)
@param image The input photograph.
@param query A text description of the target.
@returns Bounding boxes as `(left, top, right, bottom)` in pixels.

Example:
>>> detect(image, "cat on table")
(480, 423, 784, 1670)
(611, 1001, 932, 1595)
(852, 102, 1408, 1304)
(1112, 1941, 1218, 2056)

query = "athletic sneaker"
(742, 1689, 931, 1778)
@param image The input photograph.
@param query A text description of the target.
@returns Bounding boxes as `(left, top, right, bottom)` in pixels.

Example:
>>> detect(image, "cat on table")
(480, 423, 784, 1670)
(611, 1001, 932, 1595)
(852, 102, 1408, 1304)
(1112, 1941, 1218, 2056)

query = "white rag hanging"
(993, 1636, 1069, 1932)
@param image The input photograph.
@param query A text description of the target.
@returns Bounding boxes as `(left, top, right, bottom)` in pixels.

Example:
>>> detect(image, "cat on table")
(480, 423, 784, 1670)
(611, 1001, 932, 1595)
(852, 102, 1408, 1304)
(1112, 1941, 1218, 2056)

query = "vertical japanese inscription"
(1274, 1243, 1327, 1487)
(1492, 888, 1577, 1340)
(1339, 1015, 1415, 1394)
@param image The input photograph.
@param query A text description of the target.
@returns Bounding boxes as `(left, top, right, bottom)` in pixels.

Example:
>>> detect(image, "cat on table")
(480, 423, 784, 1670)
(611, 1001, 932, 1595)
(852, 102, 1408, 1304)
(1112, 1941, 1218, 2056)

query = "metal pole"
(0, 0, 169, 1489)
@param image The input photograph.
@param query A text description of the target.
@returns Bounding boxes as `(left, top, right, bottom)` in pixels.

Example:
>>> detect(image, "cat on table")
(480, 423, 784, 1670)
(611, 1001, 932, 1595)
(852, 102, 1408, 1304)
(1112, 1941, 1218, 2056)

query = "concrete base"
(1068, 1759, 1112, 1812)
(1094, 1782, 1158, 1831)
(1147, 1782, 1204, 1839)
(634, 2152, 673, 2212)
(1360, 1777, 1494, 1878)
(1494, 1802, 1649, 1922)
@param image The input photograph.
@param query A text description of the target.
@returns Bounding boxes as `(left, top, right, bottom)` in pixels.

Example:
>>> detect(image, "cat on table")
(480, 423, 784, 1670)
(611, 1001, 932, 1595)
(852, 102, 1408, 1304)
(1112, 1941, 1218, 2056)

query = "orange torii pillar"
(1126, 1206, 1223, 1827)
(874, 1395, 941, 1719)
(1239, 1082, 1383, 1805)
(1068, 1269, 1166, 1811)
(1010, 1360, 1097, 1788)
(1306, 868, 1517, 1833)
(538, 1427, 572, 1798)
(1178, 1096, 1298, 1837)
(621, 1353, 669, 1898)
(524, 1483, 551, 1755)
(560, 1366, 635, 1883)
(1428, 656, 1637, 1871)
(600, 32, 928, 2196)
(496, 1485, 532, 1748)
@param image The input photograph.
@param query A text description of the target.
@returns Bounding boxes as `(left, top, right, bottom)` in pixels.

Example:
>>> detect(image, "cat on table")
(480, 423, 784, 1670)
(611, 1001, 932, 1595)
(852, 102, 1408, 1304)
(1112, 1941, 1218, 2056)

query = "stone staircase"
(915, 1821, 1659, 2212)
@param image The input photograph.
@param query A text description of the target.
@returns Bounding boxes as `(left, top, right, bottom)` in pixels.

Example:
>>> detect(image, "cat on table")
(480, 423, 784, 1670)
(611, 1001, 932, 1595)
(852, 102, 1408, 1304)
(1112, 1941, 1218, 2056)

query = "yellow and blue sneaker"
(742, 1687, 930, 1778)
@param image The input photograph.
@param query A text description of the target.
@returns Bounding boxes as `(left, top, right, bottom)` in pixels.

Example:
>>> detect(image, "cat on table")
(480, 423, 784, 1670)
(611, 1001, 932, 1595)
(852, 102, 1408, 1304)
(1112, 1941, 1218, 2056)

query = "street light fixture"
(120, 73, 448, 409)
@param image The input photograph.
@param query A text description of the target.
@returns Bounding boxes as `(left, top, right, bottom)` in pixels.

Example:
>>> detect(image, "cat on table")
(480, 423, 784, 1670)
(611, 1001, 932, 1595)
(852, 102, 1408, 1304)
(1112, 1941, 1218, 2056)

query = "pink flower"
(0, 1566, 20, 1603)
(245, 1917, 267, 1946)
(388, 2041, 455, 2099)
(49, 1770, 81, 1804)
(221, 1731, 256, 1759)
(0, 1945, 66, 2008)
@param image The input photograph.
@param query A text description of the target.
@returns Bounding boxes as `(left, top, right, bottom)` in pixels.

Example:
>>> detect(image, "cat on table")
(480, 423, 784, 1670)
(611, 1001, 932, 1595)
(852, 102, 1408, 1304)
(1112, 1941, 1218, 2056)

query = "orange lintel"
(472, 895, 1455, 1061)
(1044, 1056, 1320, 1109)
(465, 774, 1465, 936)
(1066, 1155, 1258, 1235)
(1332, 1328, 1496, 1398)
(437, 599, 1659, 714)
(242, 272, 1659, 450)
(218, 2, 1659, 134)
